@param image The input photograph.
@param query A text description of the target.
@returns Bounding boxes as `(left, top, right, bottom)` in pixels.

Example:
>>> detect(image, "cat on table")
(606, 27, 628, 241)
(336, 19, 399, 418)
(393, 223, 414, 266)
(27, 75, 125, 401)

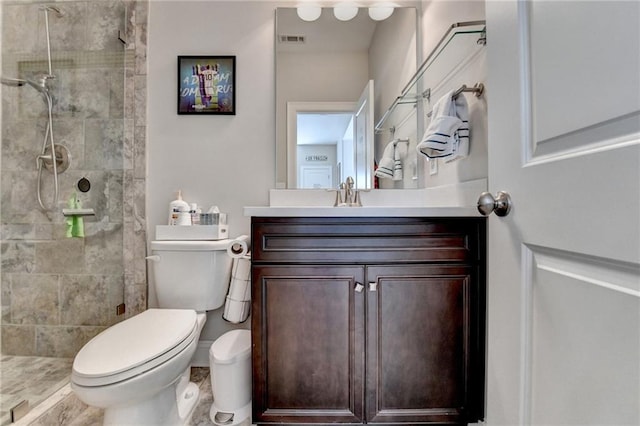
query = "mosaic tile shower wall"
(1, 0, 148, 358)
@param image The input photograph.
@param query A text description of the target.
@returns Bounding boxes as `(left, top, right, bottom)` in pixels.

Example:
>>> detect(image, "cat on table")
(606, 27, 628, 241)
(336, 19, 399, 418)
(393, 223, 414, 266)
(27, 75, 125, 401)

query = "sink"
(243, 179, 487, 217)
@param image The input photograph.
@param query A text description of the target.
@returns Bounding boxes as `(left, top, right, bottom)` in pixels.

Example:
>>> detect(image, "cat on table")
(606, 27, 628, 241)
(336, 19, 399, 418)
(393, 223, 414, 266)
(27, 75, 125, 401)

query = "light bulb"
(333, 5, 358, 21)
(368, 6, 394, 21)
(297, 5, 322, 22)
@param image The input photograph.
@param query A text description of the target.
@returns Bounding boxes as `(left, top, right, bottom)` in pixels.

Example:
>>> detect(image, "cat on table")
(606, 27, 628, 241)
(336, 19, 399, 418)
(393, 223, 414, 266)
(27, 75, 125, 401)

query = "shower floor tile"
(0, 355, 73, 425)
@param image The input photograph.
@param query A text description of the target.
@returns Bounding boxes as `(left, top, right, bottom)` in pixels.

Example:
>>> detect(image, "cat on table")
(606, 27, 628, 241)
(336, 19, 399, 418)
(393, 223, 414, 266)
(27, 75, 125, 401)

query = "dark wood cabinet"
(251, 217, 485, 425)
(251, 265, 365, 424)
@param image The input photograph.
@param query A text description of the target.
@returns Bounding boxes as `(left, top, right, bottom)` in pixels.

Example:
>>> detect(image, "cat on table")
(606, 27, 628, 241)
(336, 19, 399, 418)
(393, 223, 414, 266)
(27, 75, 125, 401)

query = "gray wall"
(417, 0, 487, 188)
(147, 1, 276, 341)
(369, 6, 420, 189)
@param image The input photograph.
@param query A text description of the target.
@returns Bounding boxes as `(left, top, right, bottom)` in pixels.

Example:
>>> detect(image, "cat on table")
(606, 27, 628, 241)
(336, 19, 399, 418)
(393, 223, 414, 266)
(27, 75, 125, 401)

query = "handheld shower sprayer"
(1, 75, 52, 94)
(0, 5, 64, 93)
(0, 4, 65, 211)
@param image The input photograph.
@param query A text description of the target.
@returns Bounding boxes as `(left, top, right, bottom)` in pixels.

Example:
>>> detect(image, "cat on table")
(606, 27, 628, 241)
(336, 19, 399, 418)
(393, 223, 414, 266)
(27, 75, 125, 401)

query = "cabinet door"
(252, 265, 365, 424)
(365, 264, 484, 424)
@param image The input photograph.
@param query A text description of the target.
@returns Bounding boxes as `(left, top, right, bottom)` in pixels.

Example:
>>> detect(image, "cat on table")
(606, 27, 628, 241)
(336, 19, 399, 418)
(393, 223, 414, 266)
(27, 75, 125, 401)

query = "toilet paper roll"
(227, 235, 250, 258)
(223, 297, 250, 324)
(228, 257, 251, 301)
(231, 256, 251, 280)
(228, 277, 251, 301)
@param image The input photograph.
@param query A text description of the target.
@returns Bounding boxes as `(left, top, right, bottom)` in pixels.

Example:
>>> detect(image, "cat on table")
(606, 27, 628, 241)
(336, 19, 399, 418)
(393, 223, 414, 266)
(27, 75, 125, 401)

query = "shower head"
(1, 77, 27, 87)
(1, 75, 52, 94)
(40, 5, 64, 18)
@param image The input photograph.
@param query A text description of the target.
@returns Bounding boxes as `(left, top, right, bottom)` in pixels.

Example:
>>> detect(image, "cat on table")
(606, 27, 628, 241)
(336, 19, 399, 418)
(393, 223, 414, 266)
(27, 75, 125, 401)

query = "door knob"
(477, 191, 512, 217)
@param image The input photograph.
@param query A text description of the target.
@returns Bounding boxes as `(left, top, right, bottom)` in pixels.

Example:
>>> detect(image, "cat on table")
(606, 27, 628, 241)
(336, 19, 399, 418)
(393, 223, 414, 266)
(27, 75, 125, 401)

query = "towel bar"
(62, 208, 95, 217)
(426, 82, 485, 118)
(452, 82, 484, 99)
(392, 138, 410, 146)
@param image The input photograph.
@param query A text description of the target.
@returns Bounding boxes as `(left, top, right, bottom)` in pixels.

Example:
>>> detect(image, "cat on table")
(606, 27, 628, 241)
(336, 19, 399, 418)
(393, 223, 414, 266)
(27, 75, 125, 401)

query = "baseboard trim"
(192, 339, 214, 367)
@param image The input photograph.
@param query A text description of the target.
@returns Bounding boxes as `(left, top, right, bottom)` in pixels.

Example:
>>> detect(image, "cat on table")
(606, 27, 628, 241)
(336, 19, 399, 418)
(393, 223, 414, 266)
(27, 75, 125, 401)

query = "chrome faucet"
(327, 176, 365, 207)
(344, 176, 355, 205)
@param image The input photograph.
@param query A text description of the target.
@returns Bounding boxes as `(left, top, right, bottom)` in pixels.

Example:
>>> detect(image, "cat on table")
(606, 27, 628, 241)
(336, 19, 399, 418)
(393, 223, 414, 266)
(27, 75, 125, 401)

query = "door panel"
(529, 2, 639, 144)
(530, 247, 640, 423)
(365, 264, 483, 424)
(300, 165, 332, 189)
(252, 265, 365, 424)
(486, 1, 640, 425)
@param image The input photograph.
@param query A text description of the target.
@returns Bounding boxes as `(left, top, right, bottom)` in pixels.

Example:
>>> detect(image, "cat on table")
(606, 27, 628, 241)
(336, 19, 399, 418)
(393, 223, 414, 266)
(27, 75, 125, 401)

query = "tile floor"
(0, 356, 74, 426)
(5, 365, 242, 426)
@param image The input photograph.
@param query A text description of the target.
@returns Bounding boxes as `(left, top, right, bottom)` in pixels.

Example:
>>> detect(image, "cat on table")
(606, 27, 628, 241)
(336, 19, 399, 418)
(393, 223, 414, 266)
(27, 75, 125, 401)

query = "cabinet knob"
(369, 282, 378, 292)
(354, 283, 364, 293)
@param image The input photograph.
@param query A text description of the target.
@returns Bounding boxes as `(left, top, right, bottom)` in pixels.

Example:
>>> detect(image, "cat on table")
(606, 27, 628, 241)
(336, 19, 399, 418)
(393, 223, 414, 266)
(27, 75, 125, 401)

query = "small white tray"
(155, 224, 229, 240)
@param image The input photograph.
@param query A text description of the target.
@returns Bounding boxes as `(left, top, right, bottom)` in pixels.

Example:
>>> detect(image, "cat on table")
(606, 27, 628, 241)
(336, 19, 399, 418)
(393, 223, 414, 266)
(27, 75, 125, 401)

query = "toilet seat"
(72, 309, 199, 387)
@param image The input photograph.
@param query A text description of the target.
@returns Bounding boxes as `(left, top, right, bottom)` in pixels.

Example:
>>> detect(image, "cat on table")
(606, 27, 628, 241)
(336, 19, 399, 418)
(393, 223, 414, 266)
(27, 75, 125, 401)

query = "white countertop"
(244, 206, 481, 217)
(246, 179, 487, 218)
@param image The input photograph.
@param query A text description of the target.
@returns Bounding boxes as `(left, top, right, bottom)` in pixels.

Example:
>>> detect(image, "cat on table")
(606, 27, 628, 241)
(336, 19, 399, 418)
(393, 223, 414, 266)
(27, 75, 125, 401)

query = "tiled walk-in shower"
(1, 1, 148, 423)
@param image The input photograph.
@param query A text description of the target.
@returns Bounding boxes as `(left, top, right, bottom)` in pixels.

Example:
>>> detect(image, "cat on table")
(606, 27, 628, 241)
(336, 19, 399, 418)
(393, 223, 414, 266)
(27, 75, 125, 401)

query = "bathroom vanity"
(248, 212, 486, 425)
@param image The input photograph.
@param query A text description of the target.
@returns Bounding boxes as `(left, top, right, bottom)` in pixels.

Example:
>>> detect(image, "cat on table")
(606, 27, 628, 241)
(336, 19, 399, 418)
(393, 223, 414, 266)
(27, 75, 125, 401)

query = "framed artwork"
(177, 55, 236, 115)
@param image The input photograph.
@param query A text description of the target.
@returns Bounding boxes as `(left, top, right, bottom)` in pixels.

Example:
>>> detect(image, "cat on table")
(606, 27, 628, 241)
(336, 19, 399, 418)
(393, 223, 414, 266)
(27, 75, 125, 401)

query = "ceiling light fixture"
(368, 6, 394, 21)
(333, 4, 358, 21)
(297, 5, 322, 22)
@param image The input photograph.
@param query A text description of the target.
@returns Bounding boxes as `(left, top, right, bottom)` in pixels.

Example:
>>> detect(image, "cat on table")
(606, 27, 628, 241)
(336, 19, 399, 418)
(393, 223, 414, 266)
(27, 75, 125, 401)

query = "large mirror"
(275, 6, 418, 189)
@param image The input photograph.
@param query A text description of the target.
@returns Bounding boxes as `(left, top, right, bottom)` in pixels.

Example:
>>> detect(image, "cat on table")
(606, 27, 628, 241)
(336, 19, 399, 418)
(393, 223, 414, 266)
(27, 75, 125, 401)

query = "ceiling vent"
(279, 34, 306, 44)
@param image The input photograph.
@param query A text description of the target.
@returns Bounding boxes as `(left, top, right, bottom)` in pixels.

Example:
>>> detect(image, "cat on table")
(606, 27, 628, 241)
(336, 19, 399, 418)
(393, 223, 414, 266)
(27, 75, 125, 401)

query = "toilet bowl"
(71, 238, 237, 425)
(71, 309, 206, 425)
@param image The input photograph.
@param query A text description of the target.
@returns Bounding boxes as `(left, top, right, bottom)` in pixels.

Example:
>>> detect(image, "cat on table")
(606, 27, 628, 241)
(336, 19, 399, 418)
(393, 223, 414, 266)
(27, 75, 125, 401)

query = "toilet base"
(103, 379, 200, 426)
(209, 401, 251, 426)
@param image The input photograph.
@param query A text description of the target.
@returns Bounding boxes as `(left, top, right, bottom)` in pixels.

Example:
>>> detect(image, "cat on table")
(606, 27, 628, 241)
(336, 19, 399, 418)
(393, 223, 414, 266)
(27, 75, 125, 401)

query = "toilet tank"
(150, 240, 233, 311)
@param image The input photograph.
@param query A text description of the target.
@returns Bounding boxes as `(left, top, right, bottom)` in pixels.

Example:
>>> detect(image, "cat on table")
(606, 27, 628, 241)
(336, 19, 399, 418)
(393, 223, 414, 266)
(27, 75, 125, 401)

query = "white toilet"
(71, 239, 233, 425)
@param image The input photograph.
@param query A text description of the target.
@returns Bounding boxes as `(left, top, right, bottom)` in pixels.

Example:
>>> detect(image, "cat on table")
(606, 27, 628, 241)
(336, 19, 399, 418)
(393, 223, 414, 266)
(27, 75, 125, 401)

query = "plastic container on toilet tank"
(150, 240, 232, 311)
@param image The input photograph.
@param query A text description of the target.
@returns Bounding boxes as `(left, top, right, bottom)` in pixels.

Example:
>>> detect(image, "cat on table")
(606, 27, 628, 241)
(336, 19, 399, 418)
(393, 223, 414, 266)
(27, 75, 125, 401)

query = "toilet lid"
(72, 309, 198, 386)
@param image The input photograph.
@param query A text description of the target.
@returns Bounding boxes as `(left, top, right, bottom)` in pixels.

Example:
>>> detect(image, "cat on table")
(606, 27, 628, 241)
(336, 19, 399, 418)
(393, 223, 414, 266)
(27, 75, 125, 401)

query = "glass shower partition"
(1, 1, 130, 423)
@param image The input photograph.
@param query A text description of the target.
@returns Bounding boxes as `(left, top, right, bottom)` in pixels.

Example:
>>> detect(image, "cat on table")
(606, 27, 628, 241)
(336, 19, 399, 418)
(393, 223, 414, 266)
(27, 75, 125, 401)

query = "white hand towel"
(417, 90, 460, 159)
(375, 141, 395, 180)
(445, 93, 470, 163)
(393, 142, 403, 181)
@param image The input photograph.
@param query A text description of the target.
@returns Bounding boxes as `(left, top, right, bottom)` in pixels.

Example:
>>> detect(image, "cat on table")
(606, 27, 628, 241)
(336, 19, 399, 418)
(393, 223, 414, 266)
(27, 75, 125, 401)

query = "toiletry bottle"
(176, 211, 192, 226)
(168, 190, 190, 225)
(190, 203, 201, 225)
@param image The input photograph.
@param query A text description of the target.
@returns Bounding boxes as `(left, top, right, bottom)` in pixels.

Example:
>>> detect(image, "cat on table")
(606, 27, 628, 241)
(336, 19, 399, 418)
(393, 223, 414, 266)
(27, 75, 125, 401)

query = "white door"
(287, 102, 356, 188)
(354, 80, 374, 189)
(485, 1, 639, 425)
(300, 165, 332, 189)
